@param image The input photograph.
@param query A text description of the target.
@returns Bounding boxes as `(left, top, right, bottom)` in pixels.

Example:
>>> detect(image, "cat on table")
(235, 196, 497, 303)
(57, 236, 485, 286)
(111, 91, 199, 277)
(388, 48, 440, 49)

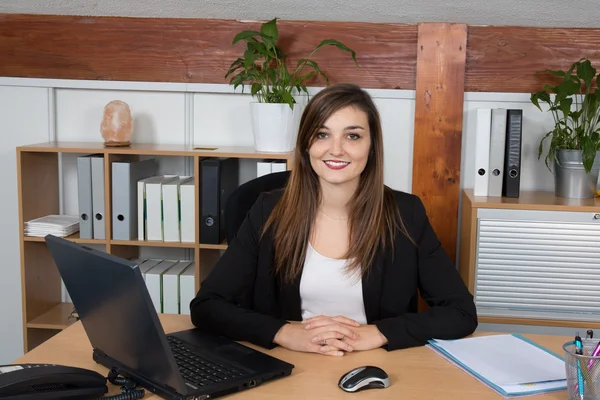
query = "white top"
(299, 243, 367, 324)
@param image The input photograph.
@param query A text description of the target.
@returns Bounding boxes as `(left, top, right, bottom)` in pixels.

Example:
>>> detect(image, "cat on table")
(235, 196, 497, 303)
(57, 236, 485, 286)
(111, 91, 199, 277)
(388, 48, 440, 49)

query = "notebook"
(427, 334, 567, 398)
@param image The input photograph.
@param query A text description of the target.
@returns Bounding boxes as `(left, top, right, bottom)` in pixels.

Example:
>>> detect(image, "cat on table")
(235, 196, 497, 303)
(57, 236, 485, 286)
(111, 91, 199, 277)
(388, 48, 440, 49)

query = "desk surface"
(15, 314, 570, 399)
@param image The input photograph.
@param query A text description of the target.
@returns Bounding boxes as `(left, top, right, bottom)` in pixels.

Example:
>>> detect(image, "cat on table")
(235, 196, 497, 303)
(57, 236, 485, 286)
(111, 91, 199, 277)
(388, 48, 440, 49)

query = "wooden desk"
(14, 314, 569, 399)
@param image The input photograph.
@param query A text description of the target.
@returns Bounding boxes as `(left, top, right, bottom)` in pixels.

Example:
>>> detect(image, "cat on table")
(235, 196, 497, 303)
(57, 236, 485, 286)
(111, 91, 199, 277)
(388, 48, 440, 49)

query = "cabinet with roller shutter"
(459, 188, 600, 329)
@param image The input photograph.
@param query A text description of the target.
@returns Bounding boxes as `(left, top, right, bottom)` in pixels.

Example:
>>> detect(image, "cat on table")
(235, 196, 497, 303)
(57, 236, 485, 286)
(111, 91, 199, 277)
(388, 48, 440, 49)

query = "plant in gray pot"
(531, 58, 600, 198)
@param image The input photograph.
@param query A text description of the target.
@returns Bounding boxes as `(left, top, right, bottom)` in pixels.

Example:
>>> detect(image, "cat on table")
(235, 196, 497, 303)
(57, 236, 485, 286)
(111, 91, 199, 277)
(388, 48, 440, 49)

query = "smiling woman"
(190, 83, 478, 357)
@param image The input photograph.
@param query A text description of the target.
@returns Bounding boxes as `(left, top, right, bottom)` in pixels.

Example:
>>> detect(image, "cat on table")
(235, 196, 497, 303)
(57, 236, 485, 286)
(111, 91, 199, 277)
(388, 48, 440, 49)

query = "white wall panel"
(55, 89, 187, 144)
(0, 86, 51, 363)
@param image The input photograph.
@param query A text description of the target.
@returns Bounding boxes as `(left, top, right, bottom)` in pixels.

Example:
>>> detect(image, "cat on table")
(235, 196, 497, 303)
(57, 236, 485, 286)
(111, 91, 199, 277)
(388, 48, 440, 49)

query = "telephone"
(0, 363, 108, 399)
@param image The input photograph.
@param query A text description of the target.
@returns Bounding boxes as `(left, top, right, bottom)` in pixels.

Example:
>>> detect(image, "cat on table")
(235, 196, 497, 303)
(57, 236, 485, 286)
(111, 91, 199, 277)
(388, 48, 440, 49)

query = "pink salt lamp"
(101, 100, 133, 147)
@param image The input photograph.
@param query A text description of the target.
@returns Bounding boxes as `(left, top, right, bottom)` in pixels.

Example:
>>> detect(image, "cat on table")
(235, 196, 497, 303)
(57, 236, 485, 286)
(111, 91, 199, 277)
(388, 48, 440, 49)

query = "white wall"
(0, 86, 52, 363)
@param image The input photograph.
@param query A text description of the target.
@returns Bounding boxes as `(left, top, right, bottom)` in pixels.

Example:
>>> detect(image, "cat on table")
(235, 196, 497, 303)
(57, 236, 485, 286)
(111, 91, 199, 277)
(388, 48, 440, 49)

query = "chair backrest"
(224, 170, 291, 244)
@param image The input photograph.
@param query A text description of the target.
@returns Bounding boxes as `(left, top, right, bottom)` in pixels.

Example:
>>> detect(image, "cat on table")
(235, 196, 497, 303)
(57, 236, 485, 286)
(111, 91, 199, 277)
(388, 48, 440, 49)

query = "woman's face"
(308, 106, 371, 188)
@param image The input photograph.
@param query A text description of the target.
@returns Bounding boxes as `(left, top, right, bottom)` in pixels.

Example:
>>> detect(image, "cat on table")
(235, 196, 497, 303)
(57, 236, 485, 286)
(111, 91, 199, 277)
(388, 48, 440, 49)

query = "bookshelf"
(459, 188, 600, 329)
(16, 141, 294, 352)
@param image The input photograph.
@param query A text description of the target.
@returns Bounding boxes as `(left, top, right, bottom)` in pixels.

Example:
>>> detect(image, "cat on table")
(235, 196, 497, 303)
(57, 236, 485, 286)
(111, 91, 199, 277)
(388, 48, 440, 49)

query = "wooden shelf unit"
(459, 188, 600, 329)
(17, 141, 293, 352)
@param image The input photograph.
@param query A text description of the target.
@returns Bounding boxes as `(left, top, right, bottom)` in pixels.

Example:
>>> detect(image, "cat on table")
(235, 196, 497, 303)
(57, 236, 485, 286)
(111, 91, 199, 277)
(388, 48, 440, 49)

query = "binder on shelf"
(145, 260, 177, 313)
(136, 259, 163, 281)
(488, 108, 507, 197)
(257, 160, 272, 177)
(200, 158, 239, 244)
(76, 155, 94, 239)
(427, 334, 566, 398)
(502, 109, 523, 198)
(90, 155, 105, 239)
(137, 176, 164, 241)
(162, 176, 191, 242)
(179, 177, 195, 243)
(179, 263, 196, 315)
(162, 260, 193, 314)
(112, 159, 158, 240)
(271, 161, 287, 173)
(474, 108, 492, 197)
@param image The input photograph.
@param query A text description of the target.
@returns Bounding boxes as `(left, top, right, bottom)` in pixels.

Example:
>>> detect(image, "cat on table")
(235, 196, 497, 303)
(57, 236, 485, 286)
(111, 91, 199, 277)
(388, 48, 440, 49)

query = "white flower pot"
(250, 102, 300, 152)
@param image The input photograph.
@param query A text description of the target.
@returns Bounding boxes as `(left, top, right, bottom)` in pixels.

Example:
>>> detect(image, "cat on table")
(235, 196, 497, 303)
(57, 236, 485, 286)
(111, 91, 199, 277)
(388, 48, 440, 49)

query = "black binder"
(200, 158, 239, 244)
(502, 109, 523, 198)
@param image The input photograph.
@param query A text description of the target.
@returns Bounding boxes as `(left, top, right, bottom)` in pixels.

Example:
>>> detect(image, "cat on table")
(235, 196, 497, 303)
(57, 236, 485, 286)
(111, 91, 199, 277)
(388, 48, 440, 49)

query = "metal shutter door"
(475, 208, 600, 322)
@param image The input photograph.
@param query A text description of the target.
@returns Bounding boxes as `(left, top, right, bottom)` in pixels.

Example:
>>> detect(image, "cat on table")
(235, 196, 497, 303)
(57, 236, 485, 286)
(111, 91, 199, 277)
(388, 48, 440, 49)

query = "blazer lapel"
(362, 248, 385, 323)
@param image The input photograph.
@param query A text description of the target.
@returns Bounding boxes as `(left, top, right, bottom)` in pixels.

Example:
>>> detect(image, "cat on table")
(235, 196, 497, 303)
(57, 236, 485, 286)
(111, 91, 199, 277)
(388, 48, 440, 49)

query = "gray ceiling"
(1, 0, 599, 28)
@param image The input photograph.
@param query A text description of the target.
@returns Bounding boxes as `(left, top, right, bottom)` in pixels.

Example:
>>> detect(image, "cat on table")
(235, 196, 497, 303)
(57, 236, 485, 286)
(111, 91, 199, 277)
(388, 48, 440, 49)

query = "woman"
(190, 83, 477, 357)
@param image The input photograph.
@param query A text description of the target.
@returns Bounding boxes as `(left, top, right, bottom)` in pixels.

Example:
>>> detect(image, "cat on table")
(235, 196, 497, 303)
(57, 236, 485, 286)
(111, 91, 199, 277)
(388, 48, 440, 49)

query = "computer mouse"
(338, 365, 390, 392)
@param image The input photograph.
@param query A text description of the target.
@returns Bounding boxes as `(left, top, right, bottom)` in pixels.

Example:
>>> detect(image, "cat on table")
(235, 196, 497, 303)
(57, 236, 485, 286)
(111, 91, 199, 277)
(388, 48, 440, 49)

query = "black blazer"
(190, 189, 478, 351)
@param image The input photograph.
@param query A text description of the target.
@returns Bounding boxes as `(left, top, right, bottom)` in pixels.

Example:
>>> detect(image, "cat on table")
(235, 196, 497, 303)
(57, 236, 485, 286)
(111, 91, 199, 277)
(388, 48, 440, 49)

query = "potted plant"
(530, 57, 600, 198)
(225, 18, 358, 152)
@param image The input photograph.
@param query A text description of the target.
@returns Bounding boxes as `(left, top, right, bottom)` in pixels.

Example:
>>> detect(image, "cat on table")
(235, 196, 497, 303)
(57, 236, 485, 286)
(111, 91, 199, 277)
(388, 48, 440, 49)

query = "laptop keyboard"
(167, 336, 246, 388)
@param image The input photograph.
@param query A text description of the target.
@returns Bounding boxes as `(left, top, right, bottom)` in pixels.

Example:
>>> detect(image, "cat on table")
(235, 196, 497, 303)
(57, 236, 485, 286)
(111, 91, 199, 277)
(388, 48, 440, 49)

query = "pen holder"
(563, 340, 600, 400)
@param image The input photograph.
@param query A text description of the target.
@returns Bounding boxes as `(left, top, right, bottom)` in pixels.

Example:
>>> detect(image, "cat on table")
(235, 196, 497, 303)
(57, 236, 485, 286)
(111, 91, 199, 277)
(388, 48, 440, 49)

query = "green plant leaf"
(541, 69, 566, 78)
(232, 30, 261, 45)
(243, 48, 260, 68)
(554, 79, 580, 101)
(260, 18, 278, 41)
(581, 135, 597, 173)
(313, 39, 359, 67)
(576, 58, 596, 90)
(295, 58, 329, 84)
(251, 82, 263, 95)
(558, 97, 572, 121)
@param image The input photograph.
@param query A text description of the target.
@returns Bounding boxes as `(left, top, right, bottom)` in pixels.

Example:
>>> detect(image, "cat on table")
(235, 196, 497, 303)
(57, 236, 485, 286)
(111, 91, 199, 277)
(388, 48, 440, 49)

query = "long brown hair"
(263, 83, 412, 284)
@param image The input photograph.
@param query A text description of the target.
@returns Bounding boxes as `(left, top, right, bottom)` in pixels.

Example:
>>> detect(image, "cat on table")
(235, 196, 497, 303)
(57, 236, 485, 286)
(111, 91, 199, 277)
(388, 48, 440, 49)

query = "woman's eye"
(347, 133, 361, 140)
(316, 132, 328, 139)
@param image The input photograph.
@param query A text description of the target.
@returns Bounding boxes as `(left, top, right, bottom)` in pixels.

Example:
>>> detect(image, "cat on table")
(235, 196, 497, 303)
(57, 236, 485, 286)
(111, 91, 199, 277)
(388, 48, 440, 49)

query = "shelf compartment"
(23, 232, 107, 245)
(26, 302, 76, 330)
(110, 239, 197, 248)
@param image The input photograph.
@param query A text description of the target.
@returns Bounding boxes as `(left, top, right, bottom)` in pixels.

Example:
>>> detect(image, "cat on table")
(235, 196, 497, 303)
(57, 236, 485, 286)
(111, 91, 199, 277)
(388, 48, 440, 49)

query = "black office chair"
(224, 170, 291, 244)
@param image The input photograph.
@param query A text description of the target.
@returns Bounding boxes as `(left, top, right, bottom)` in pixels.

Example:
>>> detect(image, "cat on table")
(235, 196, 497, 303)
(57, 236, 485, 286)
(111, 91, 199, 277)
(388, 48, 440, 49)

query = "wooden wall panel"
(466, 26, 600, 93)
(0, 14, 417, 90)
(412, 23, 467, 266)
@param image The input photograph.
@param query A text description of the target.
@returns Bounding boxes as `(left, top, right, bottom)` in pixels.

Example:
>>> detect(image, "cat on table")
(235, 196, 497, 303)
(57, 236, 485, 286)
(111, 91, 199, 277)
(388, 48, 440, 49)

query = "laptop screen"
(45, 235, 187, 395)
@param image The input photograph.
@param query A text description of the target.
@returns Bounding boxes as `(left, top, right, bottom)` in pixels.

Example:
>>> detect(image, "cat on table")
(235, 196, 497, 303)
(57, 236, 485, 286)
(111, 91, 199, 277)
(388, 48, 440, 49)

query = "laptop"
(45, 235, 294, 400)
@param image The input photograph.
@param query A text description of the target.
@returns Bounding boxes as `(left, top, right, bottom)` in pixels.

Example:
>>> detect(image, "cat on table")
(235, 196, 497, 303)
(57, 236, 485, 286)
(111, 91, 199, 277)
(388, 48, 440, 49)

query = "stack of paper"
(428, 334, 567, 398)
(24, 215, 80, 237)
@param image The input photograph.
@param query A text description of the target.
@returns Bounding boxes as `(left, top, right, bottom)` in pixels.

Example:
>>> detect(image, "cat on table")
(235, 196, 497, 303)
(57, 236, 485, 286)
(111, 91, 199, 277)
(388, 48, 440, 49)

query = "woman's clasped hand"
(273, 315, 388, 356)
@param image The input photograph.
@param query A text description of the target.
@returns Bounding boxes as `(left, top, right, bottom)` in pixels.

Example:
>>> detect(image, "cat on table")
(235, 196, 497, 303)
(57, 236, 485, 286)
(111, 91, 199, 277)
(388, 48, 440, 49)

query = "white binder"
(257, 160, 272, 177)
(146, 176, 179, 241)
(145, 260, 177, 313)
(90, 155, 105, 239)
(488, 109, 507, 197)
(179, 263, 196, 315)
(271, 161, 287, 172)
(162, 261, 193, 314)
(163, 176, 191, 242)
(179, 177, 195, 243)
(474, 108, 492, 197)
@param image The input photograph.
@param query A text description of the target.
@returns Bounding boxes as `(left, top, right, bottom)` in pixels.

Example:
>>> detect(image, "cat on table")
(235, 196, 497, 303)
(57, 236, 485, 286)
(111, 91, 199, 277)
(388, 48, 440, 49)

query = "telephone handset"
(0, 363, 108, 399)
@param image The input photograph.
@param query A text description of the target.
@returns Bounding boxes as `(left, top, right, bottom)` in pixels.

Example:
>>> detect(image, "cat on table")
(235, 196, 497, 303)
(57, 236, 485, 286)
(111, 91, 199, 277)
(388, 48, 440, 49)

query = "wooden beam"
(412, 23, 467, 267)
(466, 26, 600, 93)
(0, 14, 417, 90)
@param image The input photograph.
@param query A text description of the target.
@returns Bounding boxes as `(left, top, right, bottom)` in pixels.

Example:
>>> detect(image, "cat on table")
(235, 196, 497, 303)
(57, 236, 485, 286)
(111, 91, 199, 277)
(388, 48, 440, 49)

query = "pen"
(575, 333, 585, 400)
(586, 338, 600, 370)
